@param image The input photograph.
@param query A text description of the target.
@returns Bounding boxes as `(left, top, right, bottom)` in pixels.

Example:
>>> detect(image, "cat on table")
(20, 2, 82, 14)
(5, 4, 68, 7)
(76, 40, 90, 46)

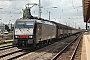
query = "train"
(12, 4, 80, 48)
(12, 18, 80, 48)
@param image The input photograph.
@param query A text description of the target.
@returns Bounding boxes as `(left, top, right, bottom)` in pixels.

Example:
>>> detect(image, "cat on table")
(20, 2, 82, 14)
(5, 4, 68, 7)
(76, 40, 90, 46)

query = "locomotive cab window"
(15, 21, 34, 28)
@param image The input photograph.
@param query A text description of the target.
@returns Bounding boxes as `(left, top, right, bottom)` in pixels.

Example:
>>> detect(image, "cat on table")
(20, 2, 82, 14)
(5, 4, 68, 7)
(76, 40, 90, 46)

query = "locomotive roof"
(16, 18, 74, 29)
(16, 19, 56, 25)
(16, 19, 53, 23)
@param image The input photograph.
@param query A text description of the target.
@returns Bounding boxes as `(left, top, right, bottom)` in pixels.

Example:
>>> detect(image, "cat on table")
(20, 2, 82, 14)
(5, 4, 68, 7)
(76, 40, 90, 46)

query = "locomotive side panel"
(41, 22, 56, 41)
(35, 23, 42, 43)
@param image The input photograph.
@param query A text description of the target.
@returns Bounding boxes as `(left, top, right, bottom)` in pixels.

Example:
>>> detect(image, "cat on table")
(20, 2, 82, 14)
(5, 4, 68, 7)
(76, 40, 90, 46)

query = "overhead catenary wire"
(69, 0, 75, 9)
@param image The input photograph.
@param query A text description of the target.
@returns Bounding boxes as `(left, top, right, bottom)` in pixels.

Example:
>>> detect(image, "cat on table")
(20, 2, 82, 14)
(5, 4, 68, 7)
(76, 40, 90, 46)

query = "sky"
(0, 0, 86, 29)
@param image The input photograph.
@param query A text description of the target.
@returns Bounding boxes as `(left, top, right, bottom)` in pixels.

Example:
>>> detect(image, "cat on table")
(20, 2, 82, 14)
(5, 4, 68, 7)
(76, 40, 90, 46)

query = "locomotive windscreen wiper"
(20, 24, 25, 28)
(19, 24, 25, 31)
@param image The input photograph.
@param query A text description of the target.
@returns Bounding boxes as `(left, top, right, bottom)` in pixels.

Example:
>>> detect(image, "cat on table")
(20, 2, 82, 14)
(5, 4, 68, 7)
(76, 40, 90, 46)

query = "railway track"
(0, 47, 21, 58)
(16, 33, 81, 60)
(0, 46, 31, 60)
(0, 33, 82, 60)
(0, 49, 30, 60)
(51, 33, 82, 60)
(0, 45, 12, 48)
(0, 45, 13, 51)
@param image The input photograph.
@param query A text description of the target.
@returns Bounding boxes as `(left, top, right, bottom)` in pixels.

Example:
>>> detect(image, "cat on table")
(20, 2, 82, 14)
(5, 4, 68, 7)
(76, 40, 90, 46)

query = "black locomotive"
(12, 4, 80, 48)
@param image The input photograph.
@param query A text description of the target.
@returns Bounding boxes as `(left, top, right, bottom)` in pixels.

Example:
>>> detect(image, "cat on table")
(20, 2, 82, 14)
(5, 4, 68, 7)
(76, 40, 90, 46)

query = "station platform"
(81, 32, 90, 60)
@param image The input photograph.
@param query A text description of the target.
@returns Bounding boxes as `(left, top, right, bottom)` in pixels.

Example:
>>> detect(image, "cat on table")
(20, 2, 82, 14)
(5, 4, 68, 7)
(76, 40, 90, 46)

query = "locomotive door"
(36, 23, 42, 42)
(37, 24, 42, 36)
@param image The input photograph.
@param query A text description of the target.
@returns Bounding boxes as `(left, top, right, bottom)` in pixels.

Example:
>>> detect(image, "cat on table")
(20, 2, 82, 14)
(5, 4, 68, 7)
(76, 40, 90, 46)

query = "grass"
(0, 33, 13, 47)
(0, 39, 13, 45)
(0, 43, 12, 47)
(5, 39, 13, 42)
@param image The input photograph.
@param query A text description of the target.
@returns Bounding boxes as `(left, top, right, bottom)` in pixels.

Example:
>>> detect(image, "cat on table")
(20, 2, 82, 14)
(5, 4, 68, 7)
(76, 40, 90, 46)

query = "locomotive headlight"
(15, 36, 18, 38)
(29, 36, 32, 38)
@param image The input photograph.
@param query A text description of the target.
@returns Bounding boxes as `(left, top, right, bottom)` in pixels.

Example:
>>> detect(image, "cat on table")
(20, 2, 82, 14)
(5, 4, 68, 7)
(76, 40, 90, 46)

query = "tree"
(5, 25, 10, 32)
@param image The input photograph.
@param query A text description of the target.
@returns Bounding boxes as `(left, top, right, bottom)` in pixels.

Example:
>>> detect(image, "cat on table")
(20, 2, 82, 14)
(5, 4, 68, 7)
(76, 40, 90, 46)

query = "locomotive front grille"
(17, 39, 33, 46)
(18, 39, 28, 46)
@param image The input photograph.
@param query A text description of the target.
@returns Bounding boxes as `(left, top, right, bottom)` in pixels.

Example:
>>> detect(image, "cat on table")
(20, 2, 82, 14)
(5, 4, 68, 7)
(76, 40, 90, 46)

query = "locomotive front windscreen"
(15, 21, 34, 28)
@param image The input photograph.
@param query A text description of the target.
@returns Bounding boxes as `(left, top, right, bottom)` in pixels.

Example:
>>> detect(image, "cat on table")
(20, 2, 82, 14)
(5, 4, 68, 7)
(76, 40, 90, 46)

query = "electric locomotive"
(13, 19, 56, 47)
(12, 4, 81, 48)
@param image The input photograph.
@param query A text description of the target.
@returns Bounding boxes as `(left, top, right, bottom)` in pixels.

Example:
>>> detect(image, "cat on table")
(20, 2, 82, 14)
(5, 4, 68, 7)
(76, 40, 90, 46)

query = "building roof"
(83, 0, 90, 22)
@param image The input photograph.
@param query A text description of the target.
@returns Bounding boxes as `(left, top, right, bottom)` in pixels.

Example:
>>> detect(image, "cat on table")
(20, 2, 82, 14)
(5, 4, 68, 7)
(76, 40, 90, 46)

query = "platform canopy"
(83, 0, 90, 23)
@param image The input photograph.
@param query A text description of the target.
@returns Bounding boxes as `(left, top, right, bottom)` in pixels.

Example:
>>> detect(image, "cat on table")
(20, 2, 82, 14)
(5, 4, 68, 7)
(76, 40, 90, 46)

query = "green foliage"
(5, 25, 10, 32)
